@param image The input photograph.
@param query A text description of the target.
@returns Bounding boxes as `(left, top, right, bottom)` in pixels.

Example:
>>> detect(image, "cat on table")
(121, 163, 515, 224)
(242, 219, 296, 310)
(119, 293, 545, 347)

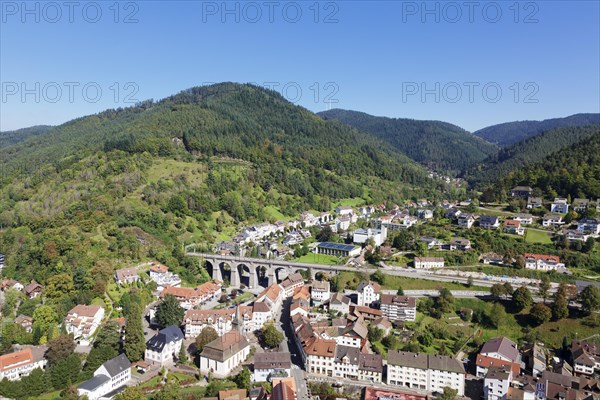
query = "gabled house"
(512, 213, 534, 225)
(527, 196, 543, 209)
(328, 293, 351, 315)
(447, 237, 471, 251)
(524, 253, 565, 271)
(458, 213, 475, 229)
(420, 236, 444, 250)
(256, 283, 284, 314)
(145, 325, 184, 366)
(445, 208, 462, 219)
(23, 280, 42, 299)
(510, 186, 533, 198)
(543, 214, 565, 228)
(503, 219, 525, 235)
(563, 229, 590, 242)
(480, 215, 501, 229)
(113, 267, 139, 285)
(310, 280, 330, 305)
(77, 353, 131, 400)
(572, 198, 591, 213)
(571, 340, 600, 375)
(0, 347, 46, 381)
(417, 209, 433, 220)
(279, 273, 304, 297)
(335, 206, 353, 216)
(65, 305, 105, 345)
(356, 281, 381, 307)
(480, 252, 504, 266)
(551, 198, 570, 214)
(483, 366, 512, 400)
(576, 218, 600, 235)
(15, 315, 33, 333)
(476, 337, 521, 377)
(149, 264, 181, 289)
(358, 353, 383, 383)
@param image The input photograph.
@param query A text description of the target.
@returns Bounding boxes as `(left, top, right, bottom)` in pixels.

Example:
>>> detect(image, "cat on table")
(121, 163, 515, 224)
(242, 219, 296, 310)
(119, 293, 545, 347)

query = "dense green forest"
(0, 125, 54, 148)
(318, 109, 497, 172)
(466, 125, 600, 188)
(0, 83, 460, 287)
(473, 113, 600, 147)
(500, 132, 600, 200)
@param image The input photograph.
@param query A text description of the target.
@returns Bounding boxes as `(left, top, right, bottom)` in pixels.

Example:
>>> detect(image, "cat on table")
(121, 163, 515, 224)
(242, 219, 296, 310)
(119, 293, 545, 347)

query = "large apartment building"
(387, 351, 465, 396)
(380, 294, 417, 322)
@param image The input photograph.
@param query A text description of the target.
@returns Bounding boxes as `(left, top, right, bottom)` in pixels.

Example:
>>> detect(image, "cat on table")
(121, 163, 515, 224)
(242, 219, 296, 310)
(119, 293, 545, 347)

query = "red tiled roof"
(524, 253, 560, 263)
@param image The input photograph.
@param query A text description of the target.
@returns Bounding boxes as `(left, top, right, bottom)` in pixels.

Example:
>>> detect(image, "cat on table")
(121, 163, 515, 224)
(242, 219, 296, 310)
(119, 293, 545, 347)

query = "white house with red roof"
(524, 254, 565, 271)
(0, 348, 46, 381)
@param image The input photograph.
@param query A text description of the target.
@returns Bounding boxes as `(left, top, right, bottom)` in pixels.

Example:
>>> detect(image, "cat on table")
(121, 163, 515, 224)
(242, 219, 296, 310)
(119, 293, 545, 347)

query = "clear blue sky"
(1, 0, 599, 132)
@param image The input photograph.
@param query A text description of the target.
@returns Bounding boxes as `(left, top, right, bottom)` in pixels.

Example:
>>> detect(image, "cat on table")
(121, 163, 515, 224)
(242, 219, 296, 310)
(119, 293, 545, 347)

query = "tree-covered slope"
(0, 83, 454, 288)
(500, 132, 600, 200)
(0, 125, 54, 148)
(318, 109, 497, 172)
(467, 125, 600, 187)
(473, 113, 600, 147)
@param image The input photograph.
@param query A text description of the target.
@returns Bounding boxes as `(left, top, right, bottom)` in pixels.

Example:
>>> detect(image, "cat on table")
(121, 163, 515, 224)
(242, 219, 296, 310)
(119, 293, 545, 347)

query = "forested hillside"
(500, 132, 600, 200)
(0, 83, 455, 289)
(474, 113, 600, 147)
(0, 125, 53, 147)
(466, 125, 600, 187)
(318, 109, 497, 172)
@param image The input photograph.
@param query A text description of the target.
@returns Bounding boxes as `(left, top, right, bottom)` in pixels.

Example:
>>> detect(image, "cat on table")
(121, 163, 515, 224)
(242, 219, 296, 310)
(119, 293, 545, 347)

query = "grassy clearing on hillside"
(145, 159, 206, 186)
(264, 205, 292, 222)
(525, 229, 553, 244)
(333, 197, 365, 207)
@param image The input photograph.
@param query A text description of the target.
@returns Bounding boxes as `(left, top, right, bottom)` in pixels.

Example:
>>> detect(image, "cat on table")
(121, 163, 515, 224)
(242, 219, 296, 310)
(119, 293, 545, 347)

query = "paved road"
(276, 297, 309, 400)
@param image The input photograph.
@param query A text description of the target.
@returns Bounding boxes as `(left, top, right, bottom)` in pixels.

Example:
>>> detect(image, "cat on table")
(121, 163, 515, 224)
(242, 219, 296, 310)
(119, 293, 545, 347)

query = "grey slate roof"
(387, 351, 428, 369)
(78, 374, 110, 391)
(102, 353, 131, 378)
(480, 337, 520, 363)
(428, 354, 465, 374)
(335, 345, 359, 365)
(253, 352, 291, 370)
(146, 325, 183, 352)
(359, 353, 383, 373)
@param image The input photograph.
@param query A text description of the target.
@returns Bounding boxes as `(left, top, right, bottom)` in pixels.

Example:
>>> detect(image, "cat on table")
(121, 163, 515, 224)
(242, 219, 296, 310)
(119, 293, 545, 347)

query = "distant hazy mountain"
(318, 109, 497, 172)
(0, 125, 53, 148)
(473, 114, 600, 147)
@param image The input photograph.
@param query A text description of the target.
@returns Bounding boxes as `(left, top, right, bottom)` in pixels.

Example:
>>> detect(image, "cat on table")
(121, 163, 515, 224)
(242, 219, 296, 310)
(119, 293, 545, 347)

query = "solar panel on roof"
(317, 242, 357, 251)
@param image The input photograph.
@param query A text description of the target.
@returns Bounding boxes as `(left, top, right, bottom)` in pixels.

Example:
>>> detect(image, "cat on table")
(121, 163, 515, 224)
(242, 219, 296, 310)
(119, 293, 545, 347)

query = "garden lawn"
(293, 253, 341, 265)
(525, 229, 553, 244)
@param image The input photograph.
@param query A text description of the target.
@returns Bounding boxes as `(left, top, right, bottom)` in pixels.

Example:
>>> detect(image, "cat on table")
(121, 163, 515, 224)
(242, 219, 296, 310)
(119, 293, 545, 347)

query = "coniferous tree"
(124, 303, 146, 362)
